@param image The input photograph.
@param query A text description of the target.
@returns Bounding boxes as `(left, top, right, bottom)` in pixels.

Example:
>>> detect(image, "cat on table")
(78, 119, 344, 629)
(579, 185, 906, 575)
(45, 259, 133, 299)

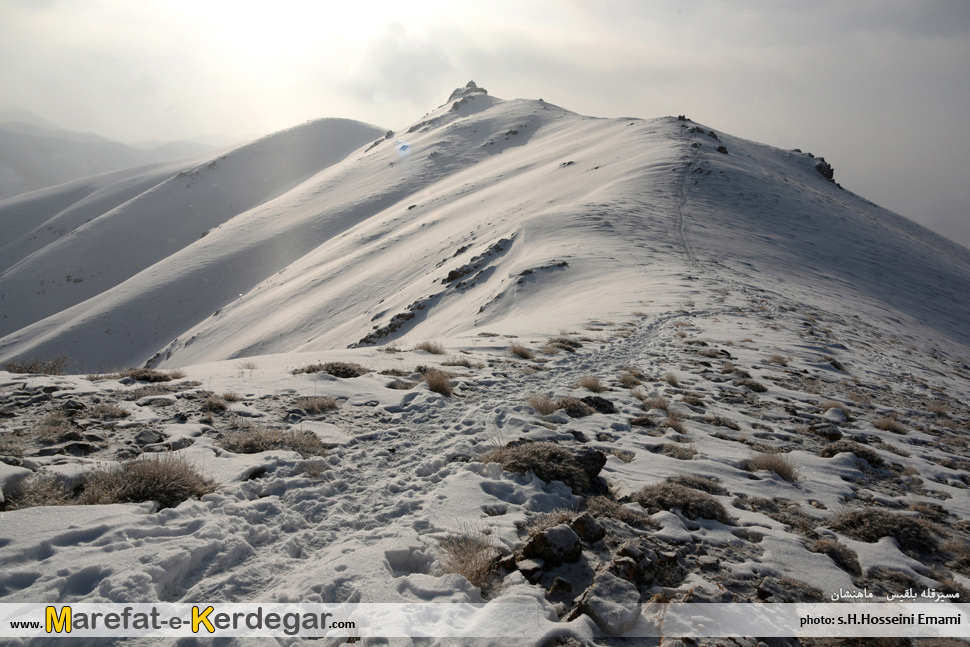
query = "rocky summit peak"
(447, 81, 488, 103)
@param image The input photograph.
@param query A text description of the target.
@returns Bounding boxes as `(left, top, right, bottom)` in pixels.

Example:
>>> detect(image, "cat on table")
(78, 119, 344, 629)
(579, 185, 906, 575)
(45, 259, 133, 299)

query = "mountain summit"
(1, 86, 969, 372)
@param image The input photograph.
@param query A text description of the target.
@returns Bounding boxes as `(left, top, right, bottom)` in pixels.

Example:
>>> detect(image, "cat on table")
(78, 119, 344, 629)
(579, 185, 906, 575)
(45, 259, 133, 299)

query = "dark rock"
(567, 430, 589, 443)
(516, 558, 545, 581)
(578, 572, 642, 636)
(41, 386, 59, 394)
(829, 358, 845, 372)
(815, 157, 835, 181)
(523, 524, 582, 566)
(135, 429, 163, 445)
(570, 512, 606, 543)
(716, 146, 729, 154)
(558, 398, 594, 418)
(608, 556, 638, 582)
(62, 399, 85, 411)
(580, 396, 615, 414)
(549, 576, 573, 596)
(573, 447, 607, 480)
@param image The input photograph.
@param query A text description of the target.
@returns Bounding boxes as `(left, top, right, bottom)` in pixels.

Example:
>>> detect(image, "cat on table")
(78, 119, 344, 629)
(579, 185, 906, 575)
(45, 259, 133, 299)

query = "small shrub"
(36, 412, 73, 441)
(525, 508, 577, 537)
(380, 368, 411, 377)
(633, 482, 732, 523)
(437, 522, 497, 589)
(424, 370, 453, 396)
(122, 368, 172, 382)
(704, 414, 739, 430)
(221, 391, 242, 402)
(819, 441, 885, 469)
(413, 340, 446, 355)
(167, 369, 187, 379)
(734, 378, 767, 392)
(557, 397, 595, 418)
(78, 454, 217, 509)
(482, 442, 589, 493)
(664, 372, 680, 387)
(611, 449, 635, 463)
(848, 391, 873, 405)
(585, 495, 657, 528)
(668, 474, 727, 495)
(873, 417, 907, 434)
(808, 538, 861, 576)
(297, 396, 338, 414)
(219, 427, 327, 458)
(301, 460, 327, 478)
(681, 393, 705, 407)
(88, 403, 131, 420)
(508, 343, 534, 360)
(293, 362, 369, 378)
(442, 355, 476, 368)
(618, 372, 641, 387)
(386, 379, 417, 390)
(926, 402, 948, 417)
(539, 343, 560, 355)
(659, 443, 696, 460)
(547, 337, 582, 353)
(575, 376, 605, 393)
(630, 415, 657, 427)
(664, 410, 687, 433)
(819, 400, 851, 419)
(5, 473, 75, 509)
(126, 385, 171, 400)
(527, 394, 558, 416)
(745, 452, 799, 482)
(237, 360, 260, 370)
(202, 396, 229, 413)
(767, 354, 789, 366)
(829, 509, 941, 557)
(3, 356, 70, 375)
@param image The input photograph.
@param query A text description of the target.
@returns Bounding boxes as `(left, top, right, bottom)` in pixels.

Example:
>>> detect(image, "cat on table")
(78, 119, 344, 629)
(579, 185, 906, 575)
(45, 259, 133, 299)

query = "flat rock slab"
(580, 571, 641, 636)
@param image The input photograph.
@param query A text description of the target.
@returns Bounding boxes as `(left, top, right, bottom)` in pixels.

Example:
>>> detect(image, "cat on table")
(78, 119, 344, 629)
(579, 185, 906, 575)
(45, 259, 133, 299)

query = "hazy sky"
(1, 0, 968, 247)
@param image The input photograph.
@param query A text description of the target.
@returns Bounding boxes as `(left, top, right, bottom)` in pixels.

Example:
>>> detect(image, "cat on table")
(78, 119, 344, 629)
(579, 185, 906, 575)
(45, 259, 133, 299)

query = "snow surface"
(1, 86, 970, 646)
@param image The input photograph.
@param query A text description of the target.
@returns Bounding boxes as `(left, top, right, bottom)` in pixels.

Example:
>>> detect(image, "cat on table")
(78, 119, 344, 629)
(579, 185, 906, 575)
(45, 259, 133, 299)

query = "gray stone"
(579, 571, 642, 636)
(570, 512, 605, 543)
(523, 524, 582, 566)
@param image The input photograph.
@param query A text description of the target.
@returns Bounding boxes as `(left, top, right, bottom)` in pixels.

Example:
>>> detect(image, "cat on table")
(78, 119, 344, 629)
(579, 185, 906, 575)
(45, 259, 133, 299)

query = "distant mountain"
(1, 84, 968, 374)
(0, 119, 215, 201)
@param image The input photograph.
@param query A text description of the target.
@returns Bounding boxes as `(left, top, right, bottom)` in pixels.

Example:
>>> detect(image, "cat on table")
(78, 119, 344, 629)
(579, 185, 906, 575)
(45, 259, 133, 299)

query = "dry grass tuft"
(508, 343, 534, 360)
(819, 400, 851, 419)
(633, 482, 732, 523)
(807, 538, 862, 576)
(297, 396, 339, 414)
(5, 472, 75, 509)
(734, 378, 767, 392)
(873, 417, 907, 434)
(585, 495, 657, 528)
(618, 371, 642, 387)
(767, 354, 790, 366)
(443, 355, 482, 368)
(301, 460, 327, 478)
(556, 397, 595, 418)
(88, 403, 131, 420)
(413, 340, 446, 355)
(3, 356, 70, 375)
(221, 391, 242, 402)
(926, 402, 948, 417)
(36, 412, 72, 442)
(644, 395, 670, 412)
(745, 452, 799, 482)
(574, 376, 606, 393)
(659, 443, 696, 460)
(527, 394, 559, 416)
(78, 454, 217, 509)
(437, 521, 497, 589)
(219, 426, 327, 458)
(664, 411, 687, 434)
(664, 372, 680, 387)
(423, 370, 454, 397)
(525, 508, 577, 537)
(482, 442, 589, 493)
(611, 449, 635, 463)
(386, 379, 417, 390)
(202, 395, 229, 413)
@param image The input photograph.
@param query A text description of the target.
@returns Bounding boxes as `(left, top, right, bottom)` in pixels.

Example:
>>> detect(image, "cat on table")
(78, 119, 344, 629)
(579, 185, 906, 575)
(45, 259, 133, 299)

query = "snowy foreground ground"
(1, 85, 970, 646)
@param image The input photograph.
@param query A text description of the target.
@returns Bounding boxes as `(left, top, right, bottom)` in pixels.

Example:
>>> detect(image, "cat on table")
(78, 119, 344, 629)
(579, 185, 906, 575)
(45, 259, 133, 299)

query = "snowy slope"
(1, 85, 970, 645)
(4, 87, 968, 375)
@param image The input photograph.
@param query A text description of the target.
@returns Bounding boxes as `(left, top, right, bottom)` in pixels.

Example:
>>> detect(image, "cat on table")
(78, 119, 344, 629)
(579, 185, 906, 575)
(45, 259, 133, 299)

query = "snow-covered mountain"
(2, 83, 968, 374)
(0, 120, 214, 202)
(1, 84, 969, 644)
